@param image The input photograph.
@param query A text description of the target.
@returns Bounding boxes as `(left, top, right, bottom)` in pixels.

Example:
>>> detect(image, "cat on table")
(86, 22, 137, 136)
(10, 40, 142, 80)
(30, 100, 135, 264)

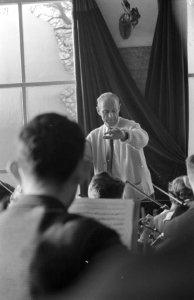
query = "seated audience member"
(88, 172, 125, 199)
(138, 175, 193, 245)
(0, 113, 126, 300)
(0, 180, 14, 211)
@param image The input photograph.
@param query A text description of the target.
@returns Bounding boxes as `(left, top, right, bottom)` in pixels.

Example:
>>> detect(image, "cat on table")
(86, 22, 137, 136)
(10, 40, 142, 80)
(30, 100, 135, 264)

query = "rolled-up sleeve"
(123, 122, 149, 150)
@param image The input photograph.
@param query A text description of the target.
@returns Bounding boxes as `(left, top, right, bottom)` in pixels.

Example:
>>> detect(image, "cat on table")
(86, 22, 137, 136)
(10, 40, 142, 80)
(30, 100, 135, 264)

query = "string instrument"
(126, 180, 190, 247)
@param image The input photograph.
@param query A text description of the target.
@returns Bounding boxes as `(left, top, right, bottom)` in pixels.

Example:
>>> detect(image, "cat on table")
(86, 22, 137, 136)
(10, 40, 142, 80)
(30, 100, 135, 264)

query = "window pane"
(0, 88, 23, 170)
(0, 5, 22, 83)
(23, 1, 74, 82)
(26, 84, 77, 121)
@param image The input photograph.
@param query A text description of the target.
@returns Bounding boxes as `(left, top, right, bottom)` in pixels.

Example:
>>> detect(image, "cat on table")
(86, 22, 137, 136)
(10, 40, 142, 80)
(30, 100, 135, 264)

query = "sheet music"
(68, 198, 137, 249)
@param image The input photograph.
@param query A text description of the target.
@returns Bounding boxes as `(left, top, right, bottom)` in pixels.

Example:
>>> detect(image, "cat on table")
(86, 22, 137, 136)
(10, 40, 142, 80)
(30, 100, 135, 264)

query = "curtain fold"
(73, 0, 188, 190)
(145, 0, 188, 154)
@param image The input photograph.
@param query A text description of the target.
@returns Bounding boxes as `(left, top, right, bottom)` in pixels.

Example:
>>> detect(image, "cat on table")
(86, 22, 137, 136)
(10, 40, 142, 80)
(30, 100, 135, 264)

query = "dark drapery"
(145, 0, 188, 154)
(73, 0, 188, 191)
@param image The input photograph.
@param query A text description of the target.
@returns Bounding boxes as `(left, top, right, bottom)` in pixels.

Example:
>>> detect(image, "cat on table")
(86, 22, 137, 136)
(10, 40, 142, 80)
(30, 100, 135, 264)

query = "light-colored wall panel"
(96, 0, 158, 47)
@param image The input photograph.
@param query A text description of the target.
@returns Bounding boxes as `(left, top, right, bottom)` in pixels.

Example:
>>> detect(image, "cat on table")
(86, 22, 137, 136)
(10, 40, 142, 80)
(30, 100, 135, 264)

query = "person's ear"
(7, 161, 21, 184)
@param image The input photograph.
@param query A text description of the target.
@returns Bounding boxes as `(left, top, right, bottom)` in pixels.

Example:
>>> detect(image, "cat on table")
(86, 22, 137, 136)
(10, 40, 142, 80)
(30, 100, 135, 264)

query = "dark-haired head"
(16, 113, 85, 185)
(88, 172, 125, 199)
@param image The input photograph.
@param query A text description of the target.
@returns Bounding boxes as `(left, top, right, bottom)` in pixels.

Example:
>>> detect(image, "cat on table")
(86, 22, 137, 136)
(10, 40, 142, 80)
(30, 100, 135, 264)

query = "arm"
(104, 121, 149, 150)
(122, 122, 149, 149)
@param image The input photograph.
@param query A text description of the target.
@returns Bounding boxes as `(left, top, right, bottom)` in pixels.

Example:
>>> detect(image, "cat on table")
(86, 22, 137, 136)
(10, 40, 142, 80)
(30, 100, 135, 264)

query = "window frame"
(0, 0, 75, 174)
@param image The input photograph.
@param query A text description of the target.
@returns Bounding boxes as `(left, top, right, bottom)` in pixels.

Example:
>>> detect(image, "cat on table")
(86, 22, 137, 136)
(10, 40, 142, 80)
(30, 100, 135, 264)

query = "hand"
(103, 128, 126, 140)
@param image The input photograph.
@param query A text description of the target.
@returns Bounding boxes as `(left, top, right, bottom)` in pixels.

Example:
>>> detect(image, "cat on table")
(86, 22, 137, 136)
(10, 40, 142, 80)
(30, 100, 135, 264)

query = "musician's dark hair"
(88, 172, 125, 198)
(17, 113, 85, 183)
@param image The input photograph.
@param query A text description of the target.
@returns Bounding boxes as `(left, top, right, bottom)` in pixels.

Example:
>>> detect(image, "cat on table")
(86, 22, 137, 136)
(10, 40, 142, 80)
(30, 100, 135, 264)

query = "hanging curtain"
(73, 0, 187, 192)
(145, 0, 188, 154)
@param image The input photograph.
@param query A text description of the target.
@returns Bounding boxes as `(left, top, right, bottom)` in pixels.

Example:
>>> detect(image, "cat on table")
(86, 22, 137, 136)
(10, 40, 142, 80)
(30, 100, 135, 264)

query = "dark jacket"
(0, 194, 124, 299)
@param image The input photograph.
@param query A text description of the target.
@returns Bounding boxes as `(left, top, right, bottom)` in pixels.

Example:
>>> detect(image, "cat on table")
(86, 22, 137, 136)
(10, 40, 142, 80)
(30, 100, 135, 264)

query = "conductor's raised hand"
(103, 128, 127, 141)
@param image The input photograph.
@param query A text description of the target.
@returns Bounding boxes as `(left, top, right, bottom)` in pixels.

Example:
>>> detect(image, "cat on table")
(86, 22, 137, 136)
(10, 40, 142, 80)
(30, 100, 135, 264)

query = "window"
(0, 0, 76, 182)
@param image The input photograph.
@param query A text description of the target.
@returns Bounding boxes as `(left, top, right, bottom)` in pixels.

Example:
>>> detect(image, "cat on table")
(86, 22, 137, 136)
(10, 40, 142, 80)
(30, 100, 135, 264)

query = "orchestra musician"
(138, 175, 193, 247)
(85, 92, 154, 200)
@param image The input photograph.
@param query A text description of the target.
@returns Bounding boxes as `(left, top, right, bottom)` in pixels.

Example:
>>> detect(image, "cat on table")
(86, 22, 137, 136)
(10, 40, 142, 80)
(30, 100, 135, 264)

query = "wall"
(119, 46, 151, 94)
(96, 0, 158, 95)
(96, 0, 158, 48)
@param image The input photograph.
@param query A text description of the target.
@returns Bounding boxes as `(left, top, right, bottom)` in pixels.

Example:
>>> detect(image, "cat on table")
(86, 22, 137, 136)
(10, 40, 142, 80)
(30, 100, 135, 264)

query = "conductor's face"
(97, 96, 120, 128)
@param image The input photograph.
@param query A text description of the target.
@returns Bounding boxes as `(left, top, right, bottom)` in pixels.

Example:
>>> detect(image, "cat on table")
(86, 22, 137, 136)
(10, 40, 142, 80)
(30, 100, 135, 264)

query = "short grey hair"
(97, 92, 120, 106)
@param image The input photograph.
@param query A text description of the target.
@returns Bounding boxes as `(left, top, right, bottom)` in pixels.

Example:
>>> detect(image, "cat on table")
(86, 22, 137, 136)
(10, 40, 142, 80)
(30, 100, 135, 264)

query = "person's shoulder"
(62, 213, 123, 249)
(30, 213, 128, 297)
(163, 206, 194, 239)
(64, 213, 118, 236)
(118, 117, 136, 127)
(86, 125, 104, 140)
(89, 125, 103, 134)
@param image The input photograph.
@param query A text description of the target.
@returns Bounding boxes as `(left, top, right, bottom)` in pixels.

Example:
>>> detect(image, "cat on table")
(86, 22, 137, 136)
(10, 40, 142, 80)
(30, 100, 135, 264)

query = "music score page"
(69, 198, 138, 249)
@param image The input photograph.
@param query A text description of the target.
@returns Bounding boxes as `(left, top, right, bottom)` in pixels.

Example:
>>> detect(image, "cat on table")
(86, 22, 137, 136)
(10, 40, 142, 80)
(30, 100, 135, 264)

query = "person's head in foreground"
(88, 171, 125, 199)
(96, 92, 121, 128)
(9, 113, 86, 208)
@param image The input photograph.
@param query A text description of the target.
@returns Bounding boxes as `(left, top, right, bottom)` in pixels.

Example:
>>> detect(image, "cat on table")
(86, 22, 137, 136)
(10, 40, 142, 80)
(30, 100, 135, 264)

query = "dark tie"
(106, 138, 114, 174)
